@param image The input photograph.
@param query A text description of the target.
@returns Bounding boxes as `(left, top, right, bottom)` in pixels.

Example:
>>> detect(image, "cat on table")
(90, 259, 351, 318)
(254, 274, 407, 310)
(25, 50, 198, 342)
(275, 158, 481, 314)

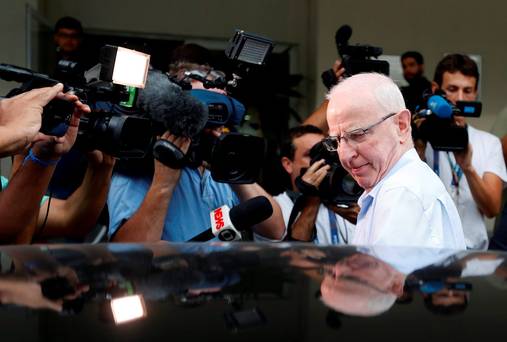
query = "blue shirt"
(352, 149, 466, 249)
(107, 167, 239, 242)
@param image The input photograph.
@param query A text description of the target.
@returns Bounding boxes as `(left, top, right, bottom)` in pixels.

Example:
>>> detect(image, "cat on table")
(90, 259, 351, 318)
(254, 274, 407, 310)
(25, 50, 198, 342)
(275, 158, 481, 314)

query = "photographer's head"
(432, 54, 479, 126)
(401, 51, 425, 82)
(326, 73, 412, 192)
(54, 16, 83, 57)
(280, 125, 325, 190)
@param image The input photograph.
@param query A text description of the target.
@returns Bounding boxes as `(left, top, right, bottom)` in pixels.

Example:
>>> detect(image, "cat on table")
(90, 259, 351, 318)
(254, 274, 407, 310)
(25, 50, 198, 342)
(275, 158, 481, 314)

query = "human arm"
(303, 60, 345, 132)
(34, 151, 116, 240)
(289, 159, 329, 241)
(231, 183, 286, 240)
(0, 92, 88, 243)
(111, 134, 190, 242)
(454, 144, 503, 218)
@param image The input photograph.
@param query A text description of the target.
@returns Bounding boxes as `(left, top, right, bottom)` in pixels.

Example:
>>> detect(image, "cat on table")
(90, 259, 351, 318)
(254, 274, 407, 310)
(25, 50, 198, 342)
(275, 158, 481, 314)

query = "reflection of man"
(276, 125, 356, 243)
(400, 51, 431, 114)
(320, 253, 404, 316)
(326, 73, 465, 249)
(424, 54, 507, 249)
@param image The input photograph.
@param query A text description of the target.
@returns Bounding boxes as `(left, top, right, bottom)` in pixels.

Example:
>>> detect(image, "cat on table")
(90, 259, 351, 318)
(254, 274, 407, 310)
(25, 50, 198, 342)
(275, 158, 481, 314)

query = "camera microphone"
(335, 24, 352, 53)
(426, 95, 453, 119)
(188, 196, 273, 242)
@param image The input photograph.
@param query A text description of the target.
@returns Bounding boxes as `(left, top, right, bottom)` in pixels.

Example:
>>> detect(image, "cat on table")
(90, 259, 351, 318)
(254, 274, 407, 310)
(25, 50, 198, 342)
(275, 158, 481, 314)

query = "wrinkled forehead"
(327, 88, 381, 133)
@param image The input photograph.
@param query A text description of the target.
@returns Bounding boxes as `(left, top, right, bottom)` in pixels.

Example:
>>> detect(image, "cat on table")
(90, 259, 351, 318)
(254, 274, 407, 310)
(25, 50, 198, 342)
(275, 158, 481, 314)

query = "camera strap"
(433, 150, 463, 187)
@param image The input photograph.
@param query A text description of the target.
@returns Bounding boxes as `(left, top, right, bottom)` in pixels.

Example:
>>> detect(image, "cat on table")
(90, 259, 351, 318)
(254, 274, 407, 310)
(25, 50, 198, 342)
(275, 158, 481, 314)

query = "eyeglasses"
(323, 112, 398, 151)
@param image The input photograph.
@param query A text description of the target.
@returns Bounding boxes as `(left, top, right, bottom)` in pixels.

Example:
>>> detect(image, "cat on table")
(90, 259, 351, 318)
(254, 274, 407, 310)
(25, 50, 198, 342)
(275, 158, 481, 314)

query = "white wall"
(315, 0, 507, 133)
(0, 0, 39, 176)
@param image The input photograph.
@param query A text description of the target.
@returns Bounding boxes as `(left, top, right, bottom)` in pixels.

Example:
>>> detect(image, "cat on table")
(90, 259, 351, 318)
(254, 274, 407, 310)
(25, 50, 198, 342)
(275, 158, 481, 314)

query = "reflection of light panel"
(110, 295, 146, 324)
(112, 47, 150, 88)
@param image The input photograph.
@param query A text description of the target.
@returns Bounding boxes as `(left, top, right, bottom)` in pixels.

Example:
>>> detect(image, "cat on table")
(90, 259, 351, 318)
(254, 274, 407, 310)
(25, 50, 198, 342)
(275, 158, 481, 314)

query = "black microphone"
(189, 196, 273, 242)
(335, 24, 352, 53)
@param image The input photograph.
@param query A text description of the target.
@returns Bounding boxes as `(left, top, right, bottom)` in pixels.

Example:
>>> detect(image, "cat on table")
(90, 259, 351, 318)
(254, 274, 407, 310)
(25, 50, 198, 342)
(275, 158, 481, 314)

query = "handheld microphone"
(188, 196, 273, 242)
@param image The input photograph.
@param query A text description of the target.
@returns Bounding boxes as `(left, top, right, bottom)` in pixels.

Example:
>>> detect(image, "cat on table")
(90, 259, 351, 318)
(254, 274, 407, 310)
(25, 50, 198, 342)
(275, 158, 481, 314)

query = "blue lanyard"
(433, 150, 463, 187)
(328, 209, 340, 245)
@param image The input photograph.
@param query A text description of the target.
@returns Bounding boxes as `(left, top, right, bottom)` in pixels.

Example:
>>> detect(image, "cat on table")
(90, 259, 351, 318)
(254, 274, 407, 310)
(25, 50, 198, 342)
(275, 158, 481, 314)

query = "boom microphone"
(188, 196, 273, 242)
(136, 70, 208, 138)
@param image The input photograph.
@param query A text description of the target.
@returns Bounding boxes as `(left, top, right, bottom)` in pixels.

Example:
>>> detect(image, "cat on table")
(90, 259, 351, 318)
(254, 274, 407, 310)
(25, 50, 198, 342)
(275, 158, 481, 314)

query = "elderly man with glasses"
(325, 73, 465, 249)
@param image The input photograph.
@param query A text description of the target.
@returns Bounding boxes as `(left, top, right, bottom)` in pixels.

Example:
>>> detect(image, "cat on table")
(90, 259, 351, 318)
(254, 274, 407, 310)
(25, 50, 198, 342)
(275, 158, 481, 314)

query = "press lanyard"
(328, 209, 340, 245)
(433, 150, 463, 186)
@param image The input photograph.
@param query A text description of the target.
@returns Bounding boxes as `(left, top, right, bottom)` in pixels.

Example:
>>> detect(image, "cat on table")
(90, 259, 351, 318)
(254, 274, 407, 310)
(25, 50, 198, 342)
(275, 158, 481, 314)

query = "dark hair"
(401, 51, 424, 65)
(423, 293, 468, 316)
(54, 16, 83, 35)
(433, 54, 479, 89)
(280, 125, 324, 160)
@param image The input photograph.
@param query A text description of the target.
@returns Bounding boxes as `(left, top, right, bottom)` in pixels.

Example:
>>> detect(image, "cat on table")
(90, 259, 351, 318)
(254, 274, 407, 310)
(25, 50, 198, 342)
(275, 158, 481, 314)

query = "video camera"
(0, 45, 153, 158)
(179, 30, 274, 92)
(297, 140, 363, 206)
(321, 24, 390, 89)
(152, 30, 274, 184)
(414, 93, 482, 151)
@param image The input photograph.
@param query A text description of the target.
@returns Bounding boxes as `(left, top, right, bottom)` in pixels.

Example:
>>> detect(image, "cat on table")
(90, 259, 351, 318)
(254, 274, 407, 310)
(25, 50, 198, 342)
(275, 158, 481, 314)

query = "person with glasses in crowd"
(325, 73, 466, 249)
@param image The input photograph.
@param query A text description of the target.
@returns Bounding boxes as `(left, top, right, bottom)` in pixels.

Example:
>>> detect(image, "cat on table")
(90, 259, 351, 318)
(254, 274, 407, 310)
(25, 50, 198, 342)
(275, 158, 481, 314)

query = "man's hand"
(301, 159, 330, 188)
(153, 132, 191, 188)
(328, 203, 360, 224)
(30, 92, 90, 160)
(332, 59, 346, 82)
(0, 84, 64, 156)
(453, 144, 473, 172)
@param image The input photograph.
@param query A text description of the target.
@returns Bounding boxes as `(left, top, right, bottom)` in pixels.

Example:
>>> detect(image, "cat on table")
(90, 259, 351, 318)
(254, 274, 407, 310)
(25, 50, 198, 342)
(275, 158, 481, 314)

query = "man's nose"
(337, 140, 357, 163)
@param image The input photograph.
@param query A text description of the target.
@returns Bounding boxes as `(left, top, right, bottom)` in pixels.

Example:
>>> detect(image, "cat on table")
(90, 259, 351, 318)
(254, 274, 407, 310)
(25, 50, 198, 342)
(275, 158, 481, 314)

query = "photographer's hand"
(328, 203, 360, 224)
(289, 160, 330, 242)
(30, 92, 89, 160)
(332, 59, 346, 82)
(454, 143, 503, 218)
(301, 159, 330, 188)
(112, 132, 191, 242)
(304, 61, 346, 133)
(0, 84, 64, 157)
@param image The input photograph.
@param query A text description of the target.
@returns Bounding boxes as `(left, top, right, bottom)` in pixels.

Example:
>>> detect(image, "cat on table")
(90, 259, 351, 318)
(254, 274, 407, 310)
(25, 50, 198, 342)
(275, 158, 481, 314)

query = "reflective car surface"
(0, 242, 505, 341)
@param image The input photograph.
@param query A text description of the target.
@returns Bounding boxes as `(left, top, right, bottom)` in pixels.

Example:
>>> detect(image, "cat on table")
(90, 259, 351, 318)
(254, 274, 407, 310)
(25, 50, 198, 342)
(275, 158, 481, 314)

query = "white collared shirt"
(425, 125, 507, 250)
(352, 148, 466, 250)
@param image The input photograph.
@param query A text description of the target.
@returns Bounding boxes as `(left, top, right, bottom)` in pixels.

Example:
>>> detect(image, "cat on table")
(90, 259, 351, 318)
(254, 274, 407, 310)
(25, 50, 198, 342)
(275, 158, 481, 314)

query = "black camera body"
(321, 25, 389, 89)
(299, 140, 363, 206)
(0, 45, 153, 158)
(415, 94, 482, 151)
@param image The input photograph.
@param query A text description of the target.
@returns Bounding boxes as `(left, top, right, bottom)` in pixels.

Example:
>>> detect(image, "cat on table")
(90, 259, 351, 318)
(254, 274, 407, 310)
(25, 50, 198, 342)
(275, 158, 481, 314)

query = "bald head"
(326, 73, 413, 192)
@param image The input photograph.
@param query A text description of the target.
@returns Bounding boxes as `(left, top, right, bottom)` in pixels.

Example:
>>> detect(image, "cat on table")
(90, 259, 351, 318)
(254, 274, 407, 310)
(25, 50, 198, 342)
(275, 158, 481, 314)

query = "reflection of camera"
(299, 141, 363, 206)
(322, 24, 389, 89)
(415, 94, 482, 151)
(0, 45, 153, 158)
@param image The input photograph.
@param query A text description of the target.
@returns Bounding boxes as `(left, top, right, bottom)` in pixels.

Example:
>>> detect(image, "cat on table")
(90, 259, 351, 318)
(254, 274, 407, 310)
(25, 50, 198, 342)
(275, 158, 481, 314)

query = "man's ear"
(281, 156, 293, 175)
(431, 81, 439, 93)
(397, 109, 412, 141)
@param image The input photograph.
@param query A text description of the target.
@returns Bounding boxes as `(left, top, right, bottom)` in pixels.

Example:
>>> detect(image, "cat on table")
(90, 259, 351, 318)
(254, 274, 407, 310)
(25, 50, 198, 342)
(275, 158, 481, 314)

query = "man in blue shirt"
(107, 70, 285, 242)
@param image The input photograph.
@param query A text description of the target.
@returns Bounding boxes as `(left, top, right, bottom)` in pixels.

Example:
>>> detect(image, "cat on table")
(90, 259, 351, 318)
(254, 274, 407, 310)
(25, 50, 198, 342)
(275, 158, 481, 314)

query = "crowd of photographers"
(1, 17, 507, 251)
